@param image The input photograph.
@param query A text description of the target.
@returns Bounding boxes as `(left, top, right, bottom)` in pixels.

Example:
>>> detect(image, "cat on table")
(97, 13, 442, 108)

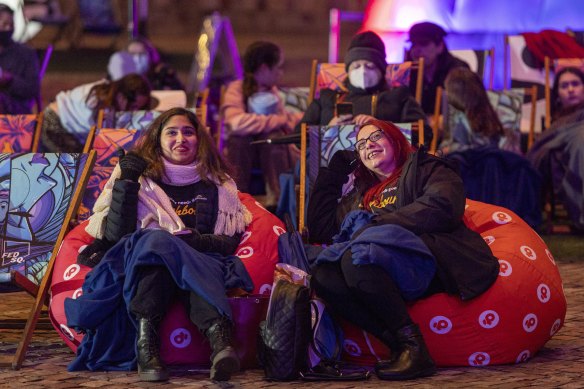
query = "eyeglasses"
(355, 130, 384, 151)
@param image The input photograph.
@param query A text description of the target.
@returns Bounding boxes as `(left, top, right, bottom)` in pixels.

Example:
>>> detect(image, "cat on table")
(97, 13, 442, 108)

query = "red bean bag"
(49, 193, 283, 368)
(339, 199, 567, 367)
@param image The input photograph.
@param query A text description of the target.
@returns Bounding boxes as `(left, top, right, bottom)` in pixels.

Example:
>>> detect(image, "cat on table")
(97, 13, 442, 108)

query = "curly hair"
(131, 107, 231, 183)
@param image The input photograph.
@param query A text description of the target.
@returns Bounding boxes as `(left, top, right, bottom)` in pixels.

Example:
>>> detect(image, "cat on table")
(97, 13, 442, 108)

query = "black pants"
(311, 251, 414, 342)
(128, 266, 222, 331)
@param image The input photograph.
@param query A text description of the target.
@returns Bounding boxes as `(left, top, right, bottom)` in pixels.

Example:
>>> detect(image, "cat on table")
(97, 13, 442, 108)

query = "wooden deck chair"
(451, 48, 495, 89)
(0, 150, 96, 369)
(544, 57, 584, 130)
(504, 34, 547, 135)
(308, 59, 425, 105)
(97, 108, 207, 132)
(298, 120, 424, 231)
(79, 127, 141, 221)
(69, 0, 123, 49)
(0, 114, 43, 153)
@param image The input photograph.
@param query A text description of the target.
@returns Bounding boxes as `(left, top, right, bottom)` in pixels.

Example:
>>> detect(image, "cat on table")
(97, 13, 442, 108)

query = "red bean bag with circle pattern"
(339, 199, 567, 367)
(49, 193, 283, 367)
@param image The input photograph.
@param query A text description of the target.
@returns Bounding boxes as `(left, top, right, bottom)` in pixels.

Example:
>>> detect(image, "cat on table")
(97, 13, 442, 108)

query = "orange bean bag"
(49, 193, 283, 367)
(340, 199, 567, 367)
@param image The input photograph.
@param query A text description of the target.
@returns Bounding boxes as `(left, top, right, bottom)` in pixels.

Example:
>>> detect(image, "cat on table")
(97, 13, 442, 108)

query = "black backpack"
(257, 279, 311, 381)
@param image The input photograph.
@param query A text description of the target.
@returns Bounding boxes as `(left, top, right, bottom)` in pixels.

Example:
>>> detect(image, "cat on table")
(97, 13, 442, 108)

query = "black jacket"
(307, 150, 499, 300)
(299, 83, 432, 147)
(104, 178, 240, 257)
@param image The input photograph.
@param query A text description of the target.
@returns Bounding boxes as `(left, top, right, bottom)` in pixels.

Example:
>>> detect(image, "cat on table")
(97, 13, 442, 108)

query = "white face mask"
(349, 67, 381, 89)
(132, 53, 150, 74)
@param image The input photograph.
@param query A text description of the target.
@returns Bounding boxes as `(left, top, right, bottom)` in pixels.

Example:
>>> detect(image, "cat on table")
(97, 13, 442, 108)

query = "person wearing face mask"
(108, 37, 184, 91)
(41, 74, 152, 152)
(0, 3, 40, 114)
(298, 31, 431, 147)
(528, 67, 584, 232)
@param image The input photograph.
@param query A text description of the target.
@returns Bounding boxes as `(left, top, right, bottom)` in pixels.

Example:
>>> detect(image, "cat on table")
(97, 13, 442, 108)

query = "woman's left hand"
(353, 114, 376, 125)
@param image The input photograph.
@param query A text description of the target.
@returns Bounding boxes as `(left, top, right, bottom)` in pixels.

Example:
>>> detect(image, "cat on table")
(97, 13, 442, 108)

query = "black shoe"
(137, 317, 169, 382)
(375, 324, 436, 381)
(205, 317, 240, 381)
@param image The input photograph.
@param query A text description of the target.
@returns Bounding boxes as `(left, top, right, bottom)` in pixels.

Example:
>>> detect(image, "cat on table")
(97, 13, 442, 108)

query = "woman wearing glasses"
(307, 119, 499, 381)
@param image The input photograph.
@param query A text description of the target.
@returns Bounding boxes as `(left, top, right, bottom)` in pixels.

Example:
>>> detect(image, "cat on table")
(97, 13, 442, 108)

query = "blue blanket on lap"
(316, 211, 436, 301)
(65, 229, 253, 372)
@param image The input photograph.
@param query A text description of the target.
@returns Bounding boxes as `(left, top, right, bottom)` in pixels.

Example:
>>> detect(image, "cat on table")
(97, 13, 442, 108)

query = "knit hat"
(0, 3, 14, 15)
(344, 31, 387, 73)
(408, 22, 447, 45)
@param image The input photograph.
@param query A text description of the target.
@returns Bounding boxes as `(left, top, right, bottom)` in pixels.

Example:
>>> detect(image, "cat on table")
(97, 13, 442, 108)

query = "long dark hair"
(551, 66, 584, 121)
(132, 107, 231, 183)
(353, 119, 415, 210)
(87, 73, 151, 121)
(242, 41, 281, 104)
(445, 67, 504, 138)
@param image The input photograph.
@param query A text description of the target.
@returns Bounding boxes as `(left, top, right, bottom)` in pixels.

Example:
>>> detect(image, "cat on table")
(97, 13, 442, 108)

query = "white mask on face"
(348, 67, 381, 89)
(132, 53, 150, 74)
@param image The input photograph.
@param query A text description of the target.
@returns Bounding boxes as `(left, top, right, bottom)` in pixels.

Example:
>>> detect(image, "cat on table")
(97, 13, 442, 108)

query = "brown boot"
(375, 324, 436, 380)
(205, 317, 240, 381)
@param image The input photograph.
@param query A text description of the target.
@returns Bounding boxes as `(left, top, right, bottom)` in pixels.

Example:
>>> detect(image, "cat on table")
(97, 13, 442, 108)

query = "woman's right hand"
(328, 114, 353, 126)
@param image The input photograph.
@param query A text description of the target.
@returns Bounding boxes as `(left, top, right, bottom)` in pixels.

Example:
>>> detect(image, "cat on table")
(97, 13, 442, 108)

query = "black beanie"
(344, 31, 387, 73)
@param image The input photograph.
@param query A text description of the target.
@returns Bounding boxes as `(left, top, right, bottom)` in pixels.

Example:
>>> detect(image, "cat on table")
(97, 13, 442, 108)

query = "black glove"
(328, 149, 358, 176)
(77, 238, 112, 268)
(177, 228, 203, 250)
(118, 148, 148, 182)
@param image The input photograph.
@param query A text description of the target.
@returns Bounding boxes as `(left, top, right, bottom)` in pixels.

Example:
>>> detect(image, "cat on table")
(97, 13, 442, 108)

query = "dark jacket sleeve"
(371, 158, 466, 235)
(399, 92, 433, 148)
(179, 231, 242, 257)
(306, 166, 352, 244)
(295, 97, 324, 132)
(103, 179, 140, 243)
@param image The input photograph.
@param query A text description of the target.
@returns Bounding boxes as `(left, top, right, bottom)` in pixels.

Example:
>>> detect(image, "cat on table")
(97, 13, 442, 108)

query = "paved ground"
(0, 258, 582, 388)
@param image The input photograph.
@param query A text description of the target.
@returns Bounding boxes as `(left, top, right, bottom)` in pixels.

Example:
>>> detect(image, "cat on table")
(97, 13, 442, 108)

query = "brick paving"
(0, 260, 583, 388)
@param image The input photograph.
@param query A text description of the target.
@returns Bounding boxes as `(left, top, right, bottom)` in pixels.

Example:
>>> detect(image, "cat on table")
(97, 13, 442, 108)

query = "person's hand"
(328, 149, 358, 176)
(118, 148, 148, 182)
(328, 114, 353, 126)
(353, 114, 376, 125)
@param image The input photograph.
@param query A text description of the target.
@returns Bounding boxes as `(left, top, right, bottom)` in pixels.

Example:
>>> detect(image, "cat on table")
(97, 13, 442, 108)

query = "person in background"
(440, 67, 518, 154)
(108, 36, 184, 91)
(528, 66, 584, 231)
(41, 73, 151, 152)
(299, 31, 431, 147)
(66, 108, 252, 382)
(0, 3, 39, 114)
(405, 22, 469, 116)
(221, 41, 301, 210)
(307, 119, 499, 380)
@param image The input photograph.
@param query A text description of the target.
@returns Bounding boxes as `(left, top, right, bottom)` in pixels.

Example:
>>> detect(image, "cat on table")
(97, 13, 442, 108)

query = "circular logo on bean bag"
(63, 264, 80, 280)
(498, 259, 512, 277)
(520, 245, 537, 261)
(273, 225, 285, 236)
(479, 310, 499, 329)
(72, 288, 83, 299)
(523, 313, 538, 333)
(468, 351, 490, 366)
(545, 249, 556, 265)
(236, 246, 254, 259)
(429, 315, 452, 334)
(170, 328, 192, 348)
(550, 319, 562, 336)
(483, 235, 495, 245)
(343, 339, 362, 357)
(537, 283, 551, 303)
(60, 324, 75, 341)
(239, 231, 252, 244)
(516, 350, 530, 363)
(492, 211, 512, 224)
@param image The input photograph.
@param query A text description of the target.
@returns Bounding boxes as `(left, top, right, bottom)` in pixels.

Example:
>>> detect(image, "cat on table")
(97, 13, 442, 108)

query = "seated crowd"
(1, 2, 580, 382)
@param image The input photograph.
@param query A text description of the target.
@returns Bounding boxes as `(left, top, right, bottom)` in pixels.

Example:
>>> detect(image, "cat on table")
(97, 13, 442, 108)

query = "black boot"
(137, 317, 169, 382)
(375, 324, 436, 381)
(204, 317, 240, 381)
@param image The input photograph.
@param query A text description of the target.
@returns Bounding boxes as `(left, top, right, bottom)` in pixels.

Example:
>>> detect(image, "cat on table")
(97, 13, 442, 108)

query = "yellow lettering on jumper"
(370, 196, 396, 209)
(175, 205, 196, 216)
